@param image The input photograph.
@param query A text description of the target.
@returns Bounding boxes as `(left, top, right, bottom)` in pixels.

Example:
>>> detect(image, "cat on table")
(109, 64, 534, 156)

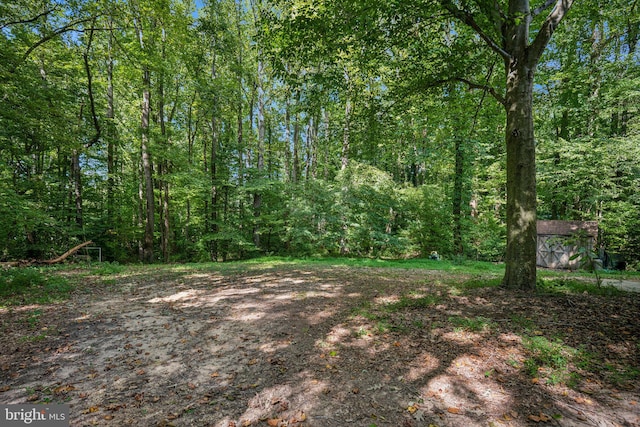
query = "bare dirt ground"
(1, 264, 639, 426)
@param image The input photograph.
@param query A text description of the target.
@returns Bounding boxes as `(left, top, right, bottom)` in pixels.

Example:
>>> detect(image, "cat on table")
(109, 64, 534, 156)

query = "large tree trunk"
(502, 55, 538, 290)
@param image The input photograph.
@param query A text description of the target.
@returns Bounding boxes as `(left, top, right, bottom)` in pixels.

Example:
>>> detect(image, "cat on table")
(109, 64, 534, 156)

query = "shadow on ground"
(1, 265, 638, 426)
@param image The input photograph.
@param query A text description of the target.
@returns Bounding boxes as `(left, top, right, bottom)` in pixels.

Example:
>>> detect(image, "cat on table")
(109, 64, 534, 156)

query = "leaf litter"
(0, 265, 638, 426)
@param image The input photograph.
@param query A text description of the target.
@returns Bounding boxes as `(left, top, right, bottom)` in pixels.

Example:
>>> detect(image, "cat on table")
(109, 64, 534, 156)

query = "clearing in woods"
(0, 261, 639, 426)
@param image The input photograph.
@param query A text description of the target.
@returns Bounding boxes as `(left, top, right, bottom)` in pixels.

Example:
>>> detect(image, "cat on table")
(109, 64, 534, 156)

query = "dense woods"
(1, 0, 639, 279)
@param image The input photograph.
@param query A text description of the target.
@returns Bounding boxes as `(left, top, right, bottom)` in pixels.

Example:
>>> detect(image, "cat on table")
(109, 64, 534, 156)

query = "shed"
(536, 220, 598, 269)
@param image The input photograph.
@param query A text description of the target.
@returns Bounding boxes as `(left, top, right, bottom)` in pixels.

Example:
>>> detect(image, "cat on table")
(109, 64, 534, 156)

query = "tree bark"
(253, 57, 265, 249)
(502, 56, 538, 290)
(210, 52, 219, 261)
(106, 18, 116, 228)
(44, 241, 93, 264)
(141, 66, 154, 263)
(341, 98, 351, 171)
(452, 135, 464, 255)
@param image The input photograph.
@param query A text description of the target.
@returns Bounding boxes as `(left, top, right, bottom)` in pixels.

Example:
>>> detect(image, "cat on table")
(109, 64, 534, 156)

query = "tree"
(474, 0, 574, 290)
(269, 0, 575, 289)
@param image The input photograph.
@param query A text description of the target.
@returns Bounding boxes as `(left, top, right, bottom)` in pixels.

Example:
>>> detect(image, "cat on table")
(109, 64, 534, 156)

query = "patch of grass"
(510, 314, 536, 332)
(385, 294, 439, 312)
(20, 333, 47, 343)
(25, 309, 43, 328)
(603, 363, 640, 387)
(449, 316, 493, 332)
(522, 335, 585, 385)
(92, 262, 126, 276)
(190, 255, 507, 275)
(350, 301, 377, 321)
(536, 277, 627, 296)
(0, 268, 73, 306)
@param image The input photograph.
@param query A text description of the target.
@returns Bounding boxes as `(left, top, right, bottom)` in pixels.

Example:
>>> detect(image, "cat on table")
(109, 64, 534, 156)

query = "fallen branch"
(43, 241, 93, 265)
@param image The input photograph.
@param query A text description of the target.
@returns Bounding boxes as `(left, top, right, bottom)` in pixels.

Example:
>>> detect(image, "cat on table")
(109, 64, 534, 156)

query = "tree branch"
(531, 0, 557, 18)
(0, 7, 57, 30)
(439, 0, 511, 61)
(414, 75, 506, 106)
(529, 0, 574, 64)
(83, 22, 101, 149)
(454, 77, 506, 106)
(9, 17, 94, 73)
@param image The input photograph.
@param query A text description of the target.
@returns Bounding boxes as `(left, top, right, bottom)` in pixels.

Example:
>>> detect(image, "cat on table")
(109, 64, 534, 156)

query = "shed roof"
(537, 220, 598, 237)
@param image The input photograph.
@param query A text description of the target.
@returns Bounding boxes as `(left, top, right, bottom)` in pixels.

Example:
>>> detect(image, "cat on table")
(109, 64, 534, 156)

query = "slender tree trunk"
(292, 110, 300, 182)
(141, 66, 154, 263)
(72, 148, 83, 228)
(284, 97, 291, 181)
(106, 19, 116, 229)
(452, 135, 464, 255)
(253, 57, 265, 249)
(210, 52, 219, 261)
(322, 108, 330, 179)
(342, 98, 351, 170)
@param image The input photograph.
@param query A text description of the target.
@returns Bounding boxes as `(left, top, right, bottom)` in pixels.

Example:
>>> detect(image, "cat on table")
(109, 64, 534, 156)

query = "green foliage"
(536, 277, 626, 296)
(92, 262, 126, 276)
(401, 184, 453, 257)
(385, 294, 439, 312)
(0, 268, 73, 305)
(522, 335, 583, 385)
(0, 0, 636, 272)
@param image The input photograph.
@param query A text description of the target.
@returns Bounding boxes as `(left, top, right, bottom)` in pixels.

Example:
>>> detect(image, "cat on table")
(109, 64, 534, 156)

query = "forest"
(1, 0, 639, 279)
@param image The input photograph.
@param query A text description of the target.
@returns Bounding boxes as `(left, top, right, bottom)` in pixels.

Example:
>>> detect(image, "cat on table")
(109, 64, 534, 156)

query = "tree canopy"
(1, 0, 638, 281)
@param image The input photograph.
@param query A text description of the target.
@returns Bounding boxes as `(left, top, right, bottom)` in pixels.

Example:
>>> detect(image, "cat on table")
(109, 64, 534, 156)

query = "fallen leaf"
(0, 386, 10, 392)
(103, 415, 113, 420)
(108, 403, 125, 411)
(136, 369, 145, 375)
(447, 407, 461, 414)
(630, 400, 637, 406)
(241, 420, 251, 427)
(527, 412, 550, 422)
(267, 419, 281, 427)
(290, 411, 306, 423)
(407, 405, 418, 414)
(210, 372, 219, 378)
(531, 377, 540, 384)
(54, 384, 75, 394)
